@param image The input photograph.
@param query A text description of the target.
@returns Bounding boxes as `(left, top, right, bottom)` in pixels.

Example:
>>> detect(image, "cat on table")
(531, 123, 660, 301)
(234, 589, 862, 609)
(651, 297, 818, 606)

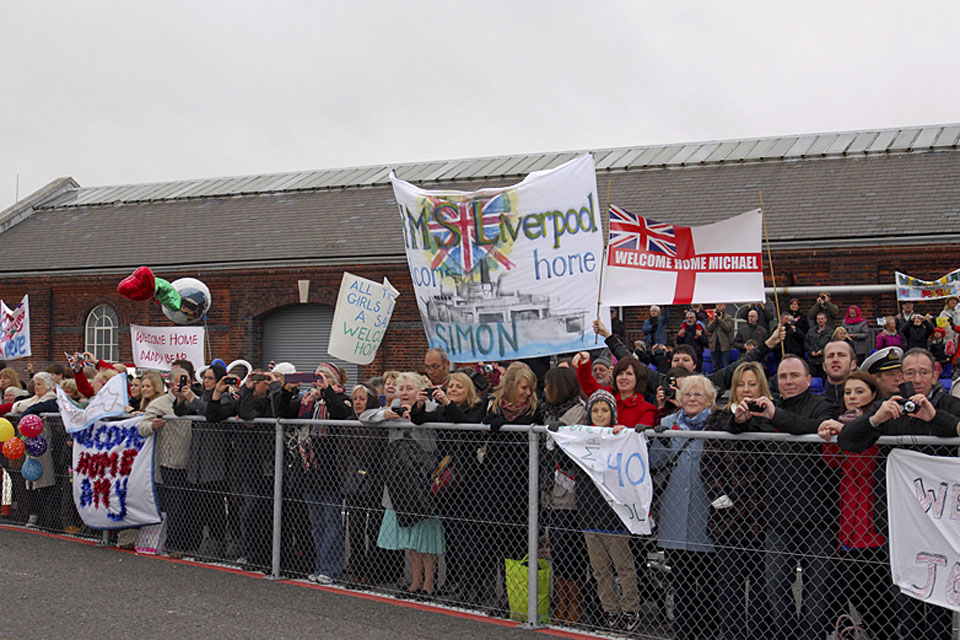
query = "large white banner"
(328, 272, 399, 365)
(130, 324, 204, 372)
(887, 449, 960, 612)
(548, 425, 653, 535)
(896, 269, 960, 302)
(0, 294, 31, 360)
(57, 372, 129, 434)
(602, 207, 764, 306)
(72, 416, 161, 530)
(392, 155, 608, 362)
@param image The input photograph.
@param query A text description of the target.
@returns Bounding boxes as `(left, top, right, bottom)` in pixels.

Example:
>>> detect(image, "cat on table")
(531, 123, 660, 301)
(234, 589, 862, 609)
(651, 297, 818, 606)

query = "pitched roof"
(2, 123, 959, 275)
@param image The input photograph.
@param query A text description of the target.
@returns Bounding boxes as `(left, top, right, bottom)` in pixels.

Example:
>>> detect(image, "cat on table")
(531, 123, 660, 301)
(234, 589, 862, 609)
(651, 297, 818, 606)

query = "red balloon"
(3, 438, 25, 460)
(17, 414, 43, 438)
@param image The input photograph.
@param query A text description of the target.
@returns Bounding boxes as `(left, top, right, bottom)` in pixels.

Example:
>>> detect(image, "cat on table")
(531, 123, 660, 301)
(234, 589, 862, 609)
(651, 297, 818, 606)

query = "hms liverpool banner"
(391, 155, 607, 362)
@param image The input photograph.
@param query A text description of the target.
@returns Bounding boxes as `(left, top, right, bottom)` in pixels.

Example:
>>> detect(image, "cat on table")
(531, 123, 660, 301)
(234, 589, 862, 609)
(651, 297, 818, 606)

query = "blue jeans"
(304, 491, 344, 577)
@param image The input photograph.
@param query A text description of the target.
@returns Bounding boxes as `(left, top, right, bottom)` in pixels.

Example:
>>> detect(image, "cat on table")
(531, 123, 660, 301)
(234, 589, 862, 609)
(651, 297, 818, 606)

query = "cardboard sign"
(0, 294, 31, 360)
(328, 272, 399, 365)
(130, 324, 204, 372)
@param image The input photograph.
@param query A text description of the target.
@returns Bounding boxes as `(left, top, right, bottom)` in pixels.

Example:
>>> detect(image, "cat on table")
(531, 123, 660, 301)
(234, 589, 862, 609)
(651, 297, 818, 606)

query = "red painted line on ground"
(2, 524, 601, 639)
(0, 523, 99, 546)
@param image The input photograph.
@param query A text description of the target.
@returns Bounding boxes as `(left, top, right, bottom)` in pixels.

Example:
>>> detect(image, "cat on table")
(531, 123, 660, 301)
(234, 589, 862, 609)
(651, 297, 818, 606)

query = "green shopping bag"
(505, 555, 551, 624)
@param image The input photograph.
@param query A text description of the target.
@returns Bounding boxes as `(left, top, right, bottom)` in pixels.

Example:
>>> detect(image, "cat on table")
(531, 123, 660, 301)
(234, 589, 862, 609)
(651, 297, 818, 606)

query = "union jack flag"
(427, 192, 513, 275)
(608, 205, 678, 256)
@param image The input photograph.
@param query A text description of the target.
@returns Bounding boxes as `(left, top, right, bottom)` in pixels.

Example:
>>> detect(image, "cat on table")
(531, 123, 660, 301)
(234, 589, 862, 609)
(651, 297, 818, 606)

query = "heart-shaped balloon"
(117, 266, 157, 302)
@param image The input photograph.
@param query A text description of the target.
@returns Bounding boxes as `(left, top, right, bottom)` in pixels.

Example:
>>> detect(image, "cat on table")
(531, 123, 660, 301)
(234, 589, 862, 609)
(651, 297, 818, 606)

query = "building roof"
(2, 123, 959, 275)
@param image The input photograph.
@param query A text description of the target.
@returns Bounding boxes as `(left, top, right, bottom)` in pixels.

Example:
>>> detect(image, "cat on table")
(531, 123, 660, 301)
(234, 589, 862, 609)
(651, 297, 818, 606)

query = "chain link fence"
(2, 414, 959, 639)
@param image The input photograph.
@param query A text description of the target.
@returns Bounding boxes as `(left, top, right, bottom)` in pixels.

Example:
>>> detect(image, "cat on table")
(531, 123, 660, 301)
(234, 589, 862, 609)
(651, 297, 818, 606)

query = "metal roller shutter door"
(261, 304, 359, 385)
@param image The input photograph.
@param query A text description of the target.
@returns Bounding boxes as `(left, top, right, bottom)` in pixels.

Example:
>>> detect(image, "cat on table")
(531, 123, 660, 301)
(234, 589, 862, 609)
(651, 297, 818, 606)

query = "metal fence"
(2, 413, 959, 639)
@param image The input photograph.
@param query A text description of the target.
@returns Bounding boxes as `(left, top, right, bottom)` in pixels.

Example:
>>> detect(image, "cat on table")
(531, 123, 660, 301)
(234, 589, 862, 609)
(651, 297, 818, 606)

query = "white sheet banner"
(896, 269, 960, 301)
(130, 324, 204, 372)
(71, 416, 161, 529)
(887, 449, 960, 612)
(57, 372, 130, 434)
(1, 294, 31, 360)
(328, 272, 399, 365)
(602, 207, 764, 306)
(548, 425, 653, 535)
(392, 154, 608, 362)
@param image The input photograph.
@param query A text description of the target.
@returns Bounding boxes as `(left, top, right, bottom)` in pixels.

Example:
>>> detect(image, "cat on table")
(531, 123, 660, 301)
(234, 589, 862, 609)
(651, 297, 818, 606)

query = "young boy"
(575, 389, 642, 632)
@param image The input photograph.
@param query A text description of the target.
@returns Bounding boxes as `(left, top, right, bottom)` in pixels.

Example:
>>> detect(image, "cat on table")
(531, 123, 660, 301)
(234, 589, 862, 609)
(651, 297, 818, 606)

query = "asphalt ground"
(0, 525, 602, 640)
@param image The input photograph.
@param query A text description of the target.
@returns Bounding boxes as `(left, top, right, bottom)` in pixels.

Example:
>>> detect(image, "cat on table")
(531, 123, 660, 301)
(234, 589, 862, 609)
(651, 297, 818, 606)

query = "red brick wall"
(2, 240, 957, 378)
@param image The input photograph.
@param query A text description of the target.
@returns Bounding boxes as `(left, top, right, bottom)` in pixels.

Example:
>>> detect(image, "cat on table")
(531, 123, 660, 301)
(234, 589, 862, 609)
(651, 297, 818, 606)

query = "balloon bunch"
(117, 266, 211, 325)
(0, 415, 47, 482)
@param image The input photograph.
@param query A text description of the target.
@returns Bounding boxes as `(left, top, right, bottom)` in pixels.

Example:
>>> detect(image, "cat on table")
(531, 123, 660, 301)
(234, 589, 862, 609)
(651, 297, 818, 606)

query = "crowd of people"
(1, 293, 960, 639)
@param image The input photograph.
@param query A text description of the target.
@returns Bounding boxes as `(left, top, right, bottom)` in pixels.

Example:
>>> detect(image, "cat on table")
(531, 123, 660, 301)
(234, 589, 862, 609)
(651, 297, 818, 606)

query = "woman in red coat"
(574, 351, 656, 428)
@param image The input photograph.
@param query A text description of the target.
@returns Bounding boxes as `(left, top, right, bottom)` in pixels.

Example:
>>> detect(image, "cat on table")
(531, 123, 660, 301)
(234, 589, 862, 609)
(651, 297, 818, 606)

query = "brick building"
(1, 123, 959, 379)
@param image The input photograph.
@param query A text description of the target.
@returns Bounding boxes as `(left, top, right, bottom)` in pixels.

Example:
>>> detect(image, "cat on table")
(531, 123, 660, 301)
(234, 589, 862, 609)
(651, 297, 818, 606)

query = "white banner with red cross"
(601, 207, 765, 306)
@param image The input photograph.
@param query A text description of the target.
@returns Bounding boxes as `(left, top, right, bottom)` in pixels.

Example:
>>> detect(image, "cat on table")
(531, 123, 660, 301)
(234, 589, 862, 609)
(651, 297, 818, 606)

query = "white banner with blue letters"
(392, 155, 607, 362)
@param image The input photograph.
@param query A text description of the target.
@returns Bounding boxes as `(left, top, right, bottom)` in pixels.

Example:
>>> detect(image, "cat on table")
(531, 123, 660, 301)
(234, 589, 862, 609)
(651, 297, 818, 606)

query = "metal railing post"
(522, 425, 541, 628)
(269, 419, 284, 580)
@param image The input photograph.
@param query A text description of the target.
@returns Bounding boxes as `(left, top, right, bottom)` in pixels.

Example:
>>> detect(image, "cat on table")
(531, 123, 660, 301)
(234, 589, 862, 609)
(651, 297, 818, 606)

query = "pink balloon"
(17, 414, 43, 438)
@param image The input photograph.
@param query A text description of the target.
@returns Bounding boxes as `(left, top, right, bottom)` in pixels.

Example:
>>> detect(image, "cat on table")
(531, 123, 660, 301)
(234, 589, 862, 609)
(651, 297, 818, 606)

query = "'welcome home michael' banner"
(391, 155, 606, 362)
(601, 207, 764, 306)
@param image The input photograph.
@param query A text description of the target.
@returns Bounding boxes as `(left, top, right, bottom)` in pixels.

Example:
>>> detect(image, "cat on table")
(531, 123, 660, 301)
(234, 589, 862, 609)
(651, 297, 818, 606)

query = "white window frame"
(84, 304, 119, 362)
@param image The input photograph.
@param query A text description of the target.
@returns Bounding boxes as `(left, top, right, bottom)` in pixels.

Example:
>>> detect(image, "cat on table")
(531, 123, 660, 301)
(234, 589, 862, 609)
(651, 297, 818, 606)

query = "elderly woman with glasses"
(648, 374, 718, 640)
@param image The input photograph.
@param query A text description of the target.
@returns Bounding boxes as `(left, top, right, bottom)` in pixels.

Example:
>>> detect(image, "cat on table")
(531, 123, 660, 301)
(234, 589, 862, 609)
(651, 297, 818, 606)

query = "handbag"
(428, 454, 452, 496)
(505, 554, 551, 624)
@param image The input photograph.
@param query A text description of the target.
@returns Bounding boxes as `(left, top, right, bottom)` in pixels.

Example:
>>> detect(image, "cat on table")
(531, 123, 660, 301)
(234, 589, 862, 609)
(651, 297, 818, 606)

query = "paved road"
(0, 526, 593, 640)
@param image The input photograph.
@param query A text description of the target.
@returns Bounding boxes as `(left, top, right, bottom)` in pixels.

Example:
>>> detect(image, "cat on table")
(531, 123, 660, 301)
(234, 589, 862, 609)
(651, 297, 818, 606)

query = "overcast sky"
(2, 1, 959, 209)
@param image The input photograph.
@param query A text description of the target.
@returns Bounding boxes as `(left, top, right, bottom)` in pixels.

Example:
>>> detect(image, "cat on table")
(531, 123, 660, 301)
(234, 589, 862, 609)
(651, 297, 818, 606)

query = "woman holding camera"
(410, 372, 486, 604)
(362, 372, 445, 597)
(700, 361, 772, 640)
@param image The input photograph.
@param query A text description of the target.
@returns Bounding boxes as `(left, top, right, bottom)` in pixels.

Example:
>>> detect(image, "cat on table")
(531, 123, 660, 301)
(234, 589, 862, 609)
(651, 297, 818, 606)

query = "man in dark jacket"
(805, 312, 831, 377)
(218, 369, 299, 569)
(675, 310, 708, 371)
(820, 340, 858, 404)
(707, 303, 735, 368)
(733, 308, 768, 351)
(729, 355, 840, 640)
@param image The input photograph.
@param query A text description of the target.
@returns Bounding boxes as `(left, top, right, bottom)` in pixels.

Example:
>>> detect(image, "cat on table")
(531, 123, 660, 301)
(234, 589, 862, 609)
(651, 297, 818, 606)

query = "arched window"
(85, 304, 119, 362)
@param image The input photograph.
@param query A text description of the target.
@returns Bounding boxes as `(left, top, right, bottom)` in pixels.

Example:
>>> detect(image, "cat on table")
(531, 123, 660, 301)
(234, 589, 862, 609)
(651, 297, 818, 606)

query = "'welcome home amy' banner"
(896, 269, 960, 301)
(71, 416, 161, 530)
(392, 155, 606, 362)
(601, 207, 764, 306)
(548, 425, 653, 535)
(1, 294, 31, 360)
(887, 449, 960, 612)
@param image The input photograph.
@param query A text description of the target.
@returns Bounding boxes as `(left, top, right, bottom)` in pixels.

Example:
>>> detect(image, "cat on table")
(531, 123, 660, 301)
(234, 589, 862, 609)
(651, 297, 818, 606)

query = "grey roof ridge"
(0, 176, 79, 233)
(15, 121, 960, 214)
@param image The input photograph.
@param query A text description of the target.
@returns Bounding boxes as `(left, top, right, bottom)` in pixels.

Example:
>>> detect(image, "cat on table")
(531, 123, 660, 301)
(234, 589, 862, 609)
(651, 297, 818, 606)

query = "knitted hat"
(586, 389, 617, 425)
(592, 354, 612, 369)
(932, 326, 946, 338)
(316, 362, 345, 385)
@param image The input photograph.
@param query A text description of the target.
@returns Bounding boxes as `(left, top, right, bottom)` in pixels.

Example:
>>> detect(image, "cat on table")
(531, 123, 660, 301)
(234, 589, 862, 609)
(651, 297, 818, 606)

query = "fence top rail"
(37, 412, 960, 446)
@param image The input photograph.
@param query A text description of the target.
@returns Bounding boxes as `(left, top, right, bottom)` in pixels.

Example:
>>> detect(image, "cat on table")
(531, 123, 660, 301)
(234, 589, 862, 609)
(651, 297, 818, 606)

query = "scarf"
(844, 305, 864, 324)
(499, 398, 530, 422)
(674, 406, 712, 430)
(541, 396, 582, 424)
